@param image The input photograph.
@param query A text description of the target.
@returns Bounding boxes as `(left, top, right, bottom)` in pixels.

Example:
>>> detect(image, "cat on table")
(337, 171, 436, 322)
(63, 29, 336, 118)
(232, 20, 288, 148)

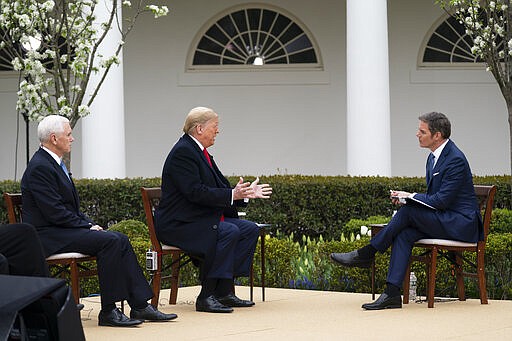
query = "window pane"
(190, 6, 320, 67)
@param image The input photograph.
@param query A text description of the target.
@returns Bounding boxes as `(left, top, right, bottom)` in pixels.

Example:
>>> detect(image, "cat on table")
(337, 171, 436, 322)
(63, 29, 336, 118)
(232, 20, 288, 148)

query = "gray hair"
(418, 112, 451, 139)
(37, 115, 70, 143)
(183, 107, 218, 135)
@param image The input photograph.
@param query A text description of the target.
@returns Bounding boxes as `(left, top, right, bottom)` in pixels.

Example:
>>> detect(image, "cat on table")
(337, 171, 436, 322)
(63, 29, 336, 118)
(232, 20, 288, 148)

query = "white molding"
(410, 68, 496, 84)
(178, 70, 330, 86)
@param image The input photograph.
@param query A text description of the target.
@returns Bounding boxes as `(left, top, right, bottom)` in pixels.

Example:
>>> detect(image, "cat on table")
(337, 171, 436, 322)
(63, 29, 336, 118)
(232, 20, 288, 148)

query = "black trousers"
(0, 224, 49, 277)
(58, 229, 153, 306)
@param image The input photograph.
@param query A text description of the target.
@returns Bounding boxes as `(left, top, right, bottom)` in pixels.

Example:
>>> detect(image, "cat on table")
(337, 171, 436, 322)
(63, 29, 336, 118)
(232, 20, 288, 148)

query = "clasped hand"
(90, 225, 105, 231)
(233, 177, 272, 200)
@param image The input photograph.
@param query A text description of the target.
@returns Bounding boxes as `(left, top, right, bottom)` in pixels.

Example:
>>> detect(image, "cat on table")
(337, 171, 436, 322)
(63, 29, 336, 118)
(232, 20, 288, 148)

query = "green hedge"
(1, 175, 510, 240)
(1, 175, 510, 300)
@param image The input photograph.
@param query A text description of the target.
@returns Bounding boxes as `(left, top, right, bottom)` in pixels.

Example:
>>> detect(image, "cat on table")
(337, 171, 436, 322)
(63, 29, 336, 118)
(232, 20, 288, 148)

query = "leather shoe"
(330, 250, 373, 268)
(196, 295, 233, 313)
(76, 303, 84, 311)
(98, 308, 143, 327)
(362, 293, 402, 310)
(130, 304, 178, 322)
(216, 293, 255, 307)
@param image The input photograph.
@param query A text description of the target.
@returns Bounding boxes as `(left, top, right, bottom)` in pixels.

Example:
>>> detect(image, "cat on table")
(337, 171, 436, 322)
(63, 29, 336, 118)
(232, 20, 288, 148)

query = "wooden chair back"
(474, 185, 497, 242)
(140, 187, 164, 254)
(3, 192, 23, 223)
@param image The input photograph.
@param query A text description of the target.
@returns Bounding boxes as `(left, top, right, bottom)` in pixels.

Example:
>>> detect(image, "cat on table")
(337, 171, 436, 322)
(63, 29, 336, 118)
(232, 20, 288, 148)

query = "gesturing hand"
(233, 177, 255, 200)
(248, 177, 272, 199)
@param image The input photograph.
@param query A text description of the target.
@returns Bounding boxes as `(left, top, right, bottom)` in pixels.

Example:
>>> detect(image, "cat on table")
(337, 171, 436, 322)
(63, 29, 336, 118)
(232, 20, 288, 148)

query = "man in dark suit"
(21, 115, 177, 326)
(155, 106, 272, 313)
(331, 112, 482, 310)
(0, 223, 49, 277)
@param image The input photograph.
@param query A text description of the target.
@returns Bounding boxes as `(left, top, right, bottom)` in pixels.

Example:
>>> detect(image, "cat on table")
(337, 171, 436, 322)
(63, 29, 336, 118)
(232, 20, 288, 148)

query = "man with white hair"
(21, 115, 177, 327)
(156, 106, 272, 313)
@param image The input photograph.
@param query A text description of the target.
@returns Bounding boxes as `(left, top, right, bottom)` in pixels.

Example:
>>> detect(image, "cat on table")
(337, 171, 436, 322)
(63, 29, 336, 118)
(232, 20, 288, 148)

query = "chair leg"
(454, 252, 465, 301)
(402, 262, 411, 304)
(70, 260, 80, 305)
(477, 247, 488, 304)
(150, 255, 163, 307)
(260, 229, 266, 302)
(427, 248, 438, 308)
(169, 252, 180, 305)
(249, 261, 254, 301)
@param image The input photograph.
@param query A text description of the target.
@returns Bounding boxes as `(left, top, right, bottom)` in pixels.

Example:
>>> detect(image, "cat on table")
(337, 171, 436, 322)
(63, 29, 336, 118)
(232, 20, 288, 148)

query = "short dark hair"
(418, 112, 451, 139)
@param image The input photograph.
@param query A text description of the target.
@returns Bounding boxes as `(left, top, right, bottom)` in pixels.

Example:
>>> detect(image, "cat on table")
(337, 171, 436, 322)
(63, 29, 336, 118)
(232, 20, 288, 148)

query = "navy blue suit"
(370, 140, 482, 287)
(155, 134, 259, 280)
(21, 148, 153, 305)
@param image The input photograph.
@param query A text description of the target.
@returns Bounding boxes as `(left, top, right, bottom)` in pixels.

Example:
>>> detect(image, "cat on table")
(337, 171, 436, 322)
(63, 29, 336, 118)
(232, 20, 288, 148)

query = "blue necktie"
(60, 161, 71, 181)
(427, 153, 434, 179)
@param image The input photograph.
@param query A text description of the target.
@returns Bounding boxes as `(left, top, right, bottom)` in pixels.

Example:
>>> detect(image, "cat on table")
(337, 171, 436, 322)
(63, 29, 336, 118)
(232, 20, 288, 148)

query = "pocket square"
(433, 172, 439, 176)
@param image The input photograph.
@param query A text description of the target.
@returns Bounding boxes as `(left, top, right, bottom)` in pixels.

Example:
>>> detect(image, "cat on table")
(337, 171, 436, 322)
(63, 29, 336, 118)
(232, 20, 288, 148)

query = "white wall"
(123, 0, 346, 178)
(0, 0, 508, 180)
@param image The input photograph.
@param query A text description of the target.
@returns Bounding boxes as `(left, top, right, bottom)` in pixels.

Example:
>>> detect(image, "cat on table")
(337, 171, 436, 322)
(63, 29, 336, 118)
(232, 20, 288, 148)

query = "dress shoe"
(130, 304, 178, 322)
(216, 293, 255, 307)
(196, 295, 233, 313)
(362, 293, 402, 310)
(330, 250, 373, 268)
(98, 308, 143, 327)
(76, 303, 84, 311)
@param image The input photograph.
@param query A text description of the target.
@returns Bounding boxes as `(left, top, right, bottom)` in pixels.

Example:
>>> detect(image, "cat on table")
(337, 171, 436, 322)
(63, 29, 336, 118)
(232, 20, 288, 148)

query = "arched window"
(419, 14, 485, 67)
(187, 4, 322, 70)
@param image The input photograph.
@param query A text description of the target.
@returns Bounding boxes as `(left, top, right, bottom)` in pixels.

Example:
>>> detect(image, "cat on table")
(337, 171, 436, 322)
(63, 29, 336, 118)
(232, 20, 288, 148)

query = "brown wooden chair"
(141, 187, 267, 306)
(402, 184, 497, 308)
(3, 192, 97, 304)
(140, 187, 187, 306)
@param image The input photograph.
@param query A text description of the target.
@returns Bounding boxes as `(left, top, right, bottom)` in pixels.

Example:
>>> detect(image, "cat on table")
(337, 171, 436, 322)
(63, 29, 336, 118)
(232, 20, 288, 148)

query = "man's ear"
(196, 124, 203, 135)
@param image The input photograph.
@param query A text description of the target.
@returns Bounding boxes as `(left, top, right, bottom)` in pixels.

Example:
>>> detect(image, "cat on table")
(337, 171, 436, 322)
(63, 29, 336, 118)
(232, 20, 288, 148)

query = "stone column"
(346, 0, 391, 176)
(81, 0, 126, 178)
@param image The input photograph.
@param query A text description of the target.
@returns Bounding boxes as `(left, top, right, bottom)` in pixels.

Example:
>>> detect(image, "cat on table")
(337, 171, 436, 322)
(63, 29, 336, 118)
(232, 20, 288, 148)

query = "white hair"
(37, 115, 70, 143)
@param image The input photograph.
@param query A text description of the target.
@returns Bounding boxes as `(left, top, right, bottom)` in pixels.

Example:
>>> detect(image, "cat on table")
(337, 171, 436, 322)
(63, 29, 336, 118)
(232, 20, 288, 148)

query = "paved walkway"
(81, 286, 512, 340)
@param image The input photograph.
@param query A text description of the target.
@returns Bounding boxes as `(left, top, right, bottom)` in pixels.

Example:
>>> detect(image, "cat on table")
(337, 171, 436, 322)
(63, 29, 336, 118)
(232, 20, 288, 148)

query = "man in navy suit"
(155, 106, 272, 313)
(21, 115, 177, 326)
(331, 112, 482, 310)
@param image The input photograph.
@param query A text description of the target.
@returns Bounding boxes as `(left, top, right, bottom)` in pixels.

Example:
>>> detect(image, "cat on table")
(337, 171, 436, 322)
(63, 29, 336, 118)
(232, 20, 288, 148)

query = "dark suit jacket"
(21, 148, 94, 256)
(412, 139, 482, 242)
(155, 134, 246, 277)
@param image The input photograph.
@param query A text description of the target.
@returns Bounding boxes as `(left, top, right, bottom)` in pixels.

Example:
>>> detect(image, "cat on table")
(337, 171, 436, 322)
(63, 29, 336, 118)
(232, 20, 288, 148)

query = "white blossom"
(0, 0, 168, 126)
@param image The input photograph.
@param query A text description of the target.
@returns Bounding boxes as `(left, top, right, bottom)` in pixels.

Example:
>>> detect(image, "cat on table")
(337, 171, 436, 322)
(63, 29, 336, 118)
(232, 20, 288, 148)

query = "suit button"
(213, 225, 217, 229)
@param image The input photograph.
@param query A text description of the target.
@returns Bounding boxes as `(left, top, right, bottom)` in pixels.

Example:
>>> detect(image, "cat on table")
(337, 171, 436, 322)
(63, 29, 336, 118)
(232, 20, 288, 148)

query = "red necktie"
(203, 148, 212, 167)
(203, 148, 224, 221)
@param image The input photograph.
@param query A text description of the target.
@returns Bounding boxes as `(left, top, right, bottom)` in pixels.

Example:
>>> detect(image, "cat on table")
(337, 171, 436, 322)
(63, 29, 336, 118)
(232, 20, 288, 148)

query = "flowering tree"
(0, 0, 168, 129)
(437, 0, 512, 174)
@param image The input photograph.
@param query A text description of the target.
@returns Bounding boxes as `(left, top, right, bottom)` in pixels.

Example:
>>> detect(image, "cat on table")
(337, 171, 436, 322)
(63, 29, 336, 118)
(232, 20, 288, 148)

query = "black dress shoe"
(362, 293, 402, 310)
(216, 293, 255, 307)
(130, 304, 178, 322)
(330, 251, 374, 268)
(196, 295, 233, 313)
(98, 308, 143, 327)
(76, 303, 84, 311)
